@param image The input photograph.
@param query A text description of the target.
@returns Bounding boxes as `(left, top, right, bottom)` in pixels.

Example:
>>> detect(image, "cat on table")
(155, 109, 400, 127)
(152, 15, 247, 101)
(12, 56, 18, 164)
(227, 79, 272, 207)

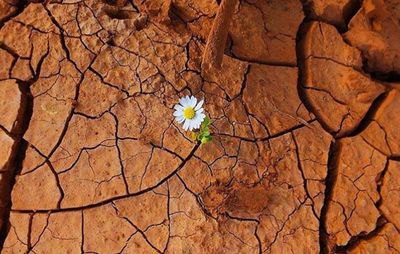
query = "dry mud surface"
(0, 0, 400, 253)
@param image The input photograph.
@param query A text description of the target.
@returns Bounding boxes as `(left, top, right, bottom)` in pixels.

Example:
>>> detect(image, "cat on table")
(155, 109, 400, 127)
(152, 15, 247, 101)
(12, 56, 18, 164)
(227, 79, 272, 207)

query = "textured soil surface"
(0, 0, 400, 253)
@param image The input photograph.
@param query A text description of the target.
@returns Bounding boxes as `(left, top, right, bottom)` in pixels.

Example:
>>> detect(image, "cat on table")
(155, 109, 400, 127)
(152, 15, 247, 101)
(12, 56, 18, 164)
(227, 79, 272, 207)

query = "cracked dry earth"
(1, 0, 400, 253)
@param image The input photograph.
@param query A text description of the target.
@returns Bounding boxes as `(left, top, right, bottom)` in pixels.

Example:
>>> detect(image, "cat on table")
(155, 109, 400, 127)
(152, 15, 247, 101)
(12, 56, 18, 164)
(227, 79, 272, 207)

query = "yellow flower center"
(183, 107, 195, 119)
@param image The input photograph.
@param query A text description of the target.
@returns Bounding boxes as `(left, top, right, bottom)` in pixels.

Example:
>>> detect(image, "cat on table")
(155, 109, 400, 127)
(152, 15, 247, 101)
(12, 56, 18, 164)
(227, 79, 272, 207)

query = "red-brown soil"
(0, 0, 400, 253)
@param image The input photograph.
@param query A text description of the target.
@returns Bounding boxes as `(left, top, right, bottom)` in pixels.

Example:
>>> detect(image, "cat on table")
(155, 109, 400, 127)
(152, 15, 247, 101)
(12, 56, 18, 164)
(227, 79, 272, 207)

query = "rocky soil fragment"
(230, 0, 303, 65)
(345, 0, 400, 75)
(380, 161, 400, 231)
(0, 0, 18, 25)
(0, 80, 21, 132)
(361, 89, 400, 156)
(196, 122, 331, 253)
(348, 223, 400, 254)
(306, 0, 358, 27)
(300, 21, 385, 136)
(243, 64, 313, 136)
(326, 136, 386, 247)
(1, 213, 29, 253)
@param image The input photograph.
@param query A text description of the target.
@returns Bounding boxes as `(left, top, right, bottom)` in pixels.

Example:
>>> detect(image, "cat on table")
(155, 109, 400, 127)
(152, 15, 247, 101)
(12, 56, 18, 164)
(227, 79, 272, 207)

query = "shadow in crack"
(103, 7, 133, 20)
(101, 0, 127, 7)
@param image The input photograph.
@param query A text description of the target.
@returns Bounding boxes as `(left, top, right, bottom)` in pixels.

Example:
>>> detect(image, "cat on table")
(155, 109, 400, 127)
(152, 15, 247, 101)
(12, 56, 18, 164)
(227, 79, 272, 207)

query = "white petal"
(191, 116, 199, 125)
(199, 113, 206, 121)
(183, 119, 190, 131)
(174, 104, 184, 111)
(185, 95, 192, 104)
(190, 120, 197, 131)
(194, 113, 206, 123)
(195, 108, 204, 114)
(195, 99, 204, 111)
(192, 121, 200, 130)
(192, 118, 200, 130)
(179, 96, 189, 107)
(188, 96, 197, 108)
(191, 113, 205, 130)
(178, 97, 184, 106)
(176, 115, 185, 123)
(187, 121, 194, 131)
(196, 123, 201, 129)
(173, 110, 183, 117)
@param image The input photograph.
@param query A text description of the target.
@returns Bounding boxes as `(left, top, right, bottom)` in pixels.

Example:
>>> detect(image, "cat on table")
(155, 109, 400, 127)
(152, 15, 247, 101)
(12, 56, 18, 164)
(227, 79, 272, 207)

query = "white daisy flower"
(174, 95, 206, 131)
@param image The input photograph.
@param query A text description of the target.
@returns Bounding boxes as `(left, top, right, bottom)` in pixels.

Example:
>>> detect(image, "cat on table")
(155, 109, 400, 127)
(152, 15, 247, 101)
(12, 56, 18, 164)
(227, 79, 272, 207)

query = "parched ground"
(0, 0, 400, 253)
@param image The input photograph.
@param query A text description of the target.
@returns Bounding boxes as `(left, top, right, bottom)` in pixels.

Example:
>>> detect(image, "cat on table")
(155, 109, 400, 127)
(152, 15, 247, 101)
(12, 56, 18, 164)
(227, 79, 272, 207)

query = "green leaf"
(193, 117, 213, 144)
(201, 135, 212, 144)
(196, 132, 204, 141)
(201, 117, 210, 129)
(202, 129, 210, 137)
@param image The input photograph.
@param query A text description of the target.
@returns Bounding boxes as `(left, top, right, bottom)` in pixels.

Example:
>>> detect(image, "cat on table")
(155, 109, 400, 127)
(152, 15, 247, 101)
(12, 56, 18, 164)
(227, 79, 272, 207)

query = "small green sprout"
(192, 116, 212, 144)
